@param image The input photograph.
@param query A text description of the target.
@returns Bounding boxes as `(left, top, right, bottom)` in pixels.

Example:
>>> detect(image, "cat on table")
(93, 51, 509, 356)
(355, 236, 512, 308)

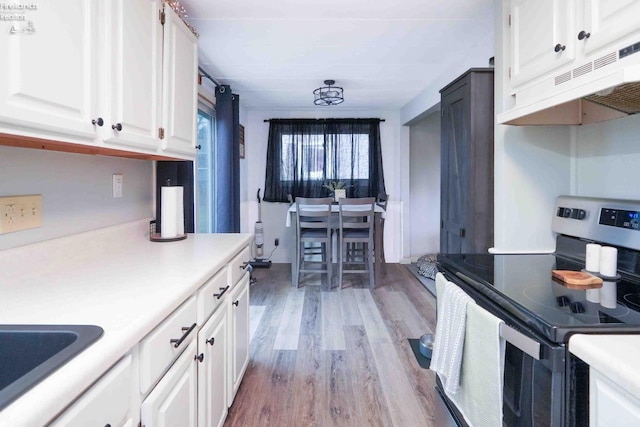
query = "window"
(196, 103, 216, 233)
(263, 119, 386, 202)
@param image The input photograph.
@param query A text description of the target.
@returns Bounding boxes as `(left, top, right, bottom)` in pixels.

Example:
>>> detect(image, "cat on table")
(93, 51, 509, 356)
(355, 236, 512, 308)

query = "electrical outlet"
(274, 238, 279, 247)
(0, 194, 42, 234)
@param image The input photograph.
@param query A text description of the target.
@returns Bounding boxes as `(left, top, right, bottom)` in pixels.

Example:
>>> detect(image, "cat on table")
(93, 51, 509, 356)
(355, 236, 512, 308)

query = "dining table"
(286, 203, 386, 287)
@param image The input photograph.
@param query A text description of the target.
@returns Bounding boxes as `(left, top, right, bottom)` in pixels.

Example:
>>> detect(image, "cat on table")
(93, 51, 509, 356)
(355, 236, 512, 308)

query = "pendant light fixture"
(313, 80, 344, 106)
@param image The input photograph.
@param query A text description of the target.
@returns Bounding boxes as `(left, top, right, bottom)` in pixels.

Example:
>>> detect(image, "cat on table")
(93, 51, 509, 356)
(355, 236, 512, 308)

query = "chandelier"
(313, 80, 344, 106)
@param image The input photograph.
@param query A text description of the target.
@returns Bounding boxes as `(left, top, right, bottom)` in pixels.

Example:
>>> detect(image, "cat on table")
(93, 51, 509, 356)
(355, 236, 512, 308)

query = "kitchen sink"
(0, 324, 103, 410)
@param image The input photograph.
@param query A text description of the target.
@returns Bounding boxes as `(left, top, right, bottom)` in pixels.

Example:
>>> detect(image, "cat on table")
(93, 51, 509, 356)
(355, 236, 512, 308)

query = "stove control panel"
(599, 208, 640, 231)
(557, 207, 586, 220)
(553, 196, 640, 251)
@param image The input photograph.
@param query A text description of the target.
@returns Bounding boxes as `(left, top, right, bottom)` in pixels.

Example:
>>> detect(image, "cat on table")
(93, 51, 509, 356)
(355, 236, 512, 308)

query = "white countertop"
(570, 334, 640, 397)
(0, 219, 252, 427)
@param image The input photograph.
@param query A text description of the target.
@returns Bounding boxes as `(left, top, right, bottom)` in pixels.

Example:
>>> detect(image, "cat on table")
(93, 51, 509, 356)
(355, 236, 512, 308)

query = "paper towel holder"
(149, 220, 187, 242)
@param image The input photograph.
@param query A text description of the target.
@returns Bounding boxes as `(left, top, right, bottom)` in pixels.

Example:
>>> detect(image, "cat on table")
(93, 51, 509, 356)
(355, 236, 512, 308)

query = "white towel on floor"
(431, 273, 474, 395)
(451, 303, 505, 427)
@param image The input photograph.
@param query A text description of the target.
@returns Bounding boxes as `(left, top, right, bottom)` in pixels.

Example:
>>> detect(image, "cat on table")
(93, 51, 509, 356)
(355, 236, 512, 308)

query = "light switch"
(113, 174, 123, 198)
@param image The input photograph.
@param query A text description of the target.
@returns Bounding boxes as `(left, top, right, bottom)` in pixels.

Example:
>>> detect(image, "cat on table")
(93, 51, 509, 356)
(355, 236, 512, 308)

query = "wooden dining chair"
(338, 197, 376, 289)
(295, 197, 333, 288)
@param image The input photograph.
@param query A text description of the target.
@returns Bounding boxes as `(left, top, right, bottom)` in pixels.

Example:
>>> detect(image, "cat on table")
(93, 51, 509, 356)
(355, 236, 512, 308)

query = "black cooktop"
(437, 253, 640, 343)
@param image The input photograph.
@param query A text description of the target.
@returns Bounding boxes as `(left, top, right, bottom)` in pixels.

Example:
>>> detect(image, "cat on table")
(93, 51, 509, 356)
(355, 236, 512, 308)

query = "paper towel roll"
(599, 246, 618, 277)
(600, 281, 617, 309)
(176, 186, 184, 235)
(161, 186, 184, 238)
(585, 243, 601, 272)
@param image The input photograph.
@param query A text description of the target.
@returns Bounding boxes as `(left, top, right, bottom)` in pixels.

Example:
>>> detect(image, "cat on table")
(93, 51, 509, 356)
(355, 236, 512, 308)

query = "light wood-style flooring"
(225, 263, 438, 426)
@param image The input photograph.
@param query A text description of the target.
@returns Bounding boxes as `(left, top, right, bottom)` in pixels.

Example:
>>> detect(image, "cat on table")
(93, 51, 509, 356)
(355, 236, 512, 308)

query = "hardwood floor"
(226, 263, 438, 426)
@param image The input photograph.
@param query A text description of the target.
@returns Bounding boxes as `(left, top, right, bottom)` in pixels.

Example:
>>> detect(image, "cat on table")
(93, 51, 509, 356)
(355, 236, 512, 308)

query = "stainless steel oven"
(435, 196, 640, 426)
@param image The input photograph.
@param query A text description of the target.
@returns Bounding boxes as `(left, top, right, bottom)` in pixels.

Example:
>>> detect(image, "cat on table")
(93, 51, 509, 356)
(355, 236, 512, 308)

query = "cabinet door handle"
(112, 123, 123, 131)
(578, 30, 591, 40)
(213, 286, 230, 299)
(169, 322, 197, 348)
(206, 337, 215, 346)
(554, 43, 566, 53)
(233, 300, 239, 307)
(240, 262, 253, 273)
(91, 118, 104, 127)
(195, 353, 204, 363)
(460, 228, 466, 238)
(195, 144, 202, 150)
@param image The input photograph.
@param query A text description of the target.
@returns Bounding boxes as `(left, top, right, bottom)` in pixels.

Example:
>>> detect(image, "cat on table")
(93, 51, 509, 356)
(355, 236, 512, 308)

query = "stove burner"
(623, 293, 640, 310)
(556, 296, 571, 307)
(463, 255, 494, 270)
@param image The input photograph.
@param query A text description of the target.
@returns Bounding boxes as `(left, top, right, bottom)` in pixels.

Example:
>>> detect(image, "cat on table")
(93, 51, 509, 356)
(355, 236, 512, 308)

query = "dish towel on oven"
(431, 273, 474, 395)
(451, 302, 505, 427)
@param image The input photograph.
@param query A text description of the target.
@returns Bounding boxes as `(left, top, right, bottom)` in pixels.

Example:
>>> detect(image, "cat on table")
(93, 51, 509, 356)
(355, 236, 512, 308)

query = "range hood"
(498, 41, 640, 126)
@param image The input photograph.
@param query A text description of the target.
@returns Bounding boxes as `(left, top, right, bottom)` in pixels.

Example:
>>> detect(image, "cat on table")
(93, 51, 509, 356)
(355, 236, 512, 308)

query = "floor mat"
(408, 338, 431, 369)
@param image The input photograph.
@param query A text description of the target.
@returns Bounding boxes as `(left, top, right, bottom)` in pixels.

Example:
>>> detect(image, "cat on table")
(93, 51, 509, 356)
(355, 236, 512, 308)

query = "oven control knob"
(556, 295, 571, 307)
(570, 302, 585, 313)
(563, 208, 572, 218)
(577, 209, 586, 220)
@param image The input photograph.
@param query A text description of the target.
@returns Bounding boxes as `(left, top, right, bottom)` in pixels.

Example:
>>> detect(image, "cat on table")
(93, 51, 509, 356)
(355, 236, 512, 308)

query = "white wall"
(409, 111, 441, 258)
(0, 146, 153, 250)
(574, 114, 640, 199)
(240, 108, 405, 263)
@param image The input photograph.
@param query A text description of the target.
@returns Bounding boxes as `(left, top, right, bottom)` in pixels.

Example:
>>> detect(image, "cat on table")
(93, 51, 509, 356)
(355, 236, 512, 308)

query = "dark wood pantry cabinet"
(440, 68, 494, 254)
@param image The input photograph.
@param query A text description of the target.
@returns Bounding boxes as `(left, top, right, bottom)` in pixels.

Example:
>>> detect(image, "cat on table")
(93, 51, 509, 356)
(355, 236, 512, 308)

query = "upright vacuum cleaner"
(249, 189, 272, 269)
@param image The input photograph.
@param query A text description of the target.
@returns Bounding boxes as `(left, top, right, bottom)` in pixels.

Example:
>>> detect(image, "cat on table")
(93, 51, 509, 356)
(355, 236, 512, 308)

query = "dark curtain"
(231, 93, 240, 232)
(263, 118, 386, 202)
(156, 161, 194, 233)
(215, 85, 240, 232)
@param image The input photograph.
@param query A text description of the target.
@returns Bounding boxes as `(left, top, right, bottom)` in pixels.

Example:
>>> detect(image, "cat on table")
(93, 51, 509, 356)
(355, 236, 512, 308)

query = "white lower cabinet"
(141, 339, 198, 427)
(197, 303, 229, 427)
(51, 354, 134, 427)
(50, 244, 250, 427)
(590, 368, 640, 426)
(228, 273, 250, 405)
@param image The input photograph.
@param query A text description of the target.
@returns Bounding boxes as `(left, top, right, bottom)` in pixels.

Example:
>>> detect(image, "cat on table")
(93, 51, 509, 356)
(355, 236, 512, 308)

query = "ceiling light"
(313, 80, 344, 106)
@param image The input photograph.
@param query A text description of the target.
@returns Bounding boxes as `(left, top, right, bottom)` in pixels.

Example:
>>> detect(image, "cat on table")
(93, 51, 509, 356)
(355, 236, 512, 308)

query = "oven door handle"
(500, 323, 541, 360)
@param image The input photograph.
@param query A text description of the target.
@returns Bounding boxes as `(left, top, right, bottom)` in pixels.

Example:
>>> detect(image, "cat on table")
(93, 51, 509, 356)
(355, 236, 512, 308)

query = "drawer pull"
(195, 353, 204, 363)
(206, 337, 215, 346)
(169, 322, 197, 348)
(240, 262, 253, 273)
(233, 300, 239, 307)
(213, 285, 230, 299)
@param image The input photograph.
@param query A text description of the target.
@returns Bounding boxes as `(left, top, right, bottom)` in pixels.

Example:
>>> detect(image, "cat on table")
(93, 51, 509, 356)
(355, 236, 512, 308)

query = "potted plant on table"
(323, 181, 350, 202)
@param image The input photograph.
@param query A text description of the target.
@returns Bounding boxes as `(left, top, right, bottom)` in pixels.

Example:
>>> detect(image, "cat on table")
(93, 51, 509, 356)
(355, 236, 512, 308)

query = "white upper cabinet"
(0, 0, 198, 160)
(161, 6, 199, 156)
(0, 0, 98, 140)
(510, 0, 576, 89)
(100, 0, 163, 150)
(582, 0, 640, 55)
(509, 0, 640, 92)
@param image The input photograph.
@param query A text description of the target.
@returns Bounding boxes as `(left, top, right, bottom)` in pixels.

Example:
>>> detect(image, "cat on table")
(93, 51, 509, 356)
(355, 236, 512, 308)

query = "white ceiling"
(181, 0, 495, 111)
